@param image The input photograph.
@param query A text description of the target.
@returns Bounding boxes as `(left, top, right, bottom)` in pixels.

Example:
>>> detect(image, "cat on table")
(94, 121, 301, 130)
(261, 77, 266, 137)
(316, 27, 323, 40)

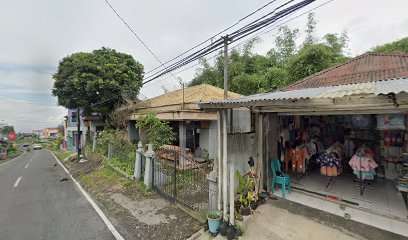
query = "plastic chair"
(270, 158, 291, 198)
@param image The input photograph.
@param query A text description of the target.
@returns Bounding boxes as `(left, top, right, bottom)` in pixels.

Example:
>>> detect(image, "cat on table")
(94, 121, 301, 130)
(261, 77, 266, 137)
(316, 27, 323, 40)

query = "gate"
(152, 148, 210, 211)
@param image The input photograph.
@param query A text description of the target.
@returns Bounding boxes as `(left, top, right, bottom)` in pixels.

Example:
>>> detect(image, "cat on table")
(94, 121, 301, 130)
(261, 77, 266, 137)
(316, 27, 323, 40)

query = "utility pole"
(181, 82, 185, 110)
(77, 108, 81, 159)
(223, 35, 229, 100)
(222, 35, 229, 223)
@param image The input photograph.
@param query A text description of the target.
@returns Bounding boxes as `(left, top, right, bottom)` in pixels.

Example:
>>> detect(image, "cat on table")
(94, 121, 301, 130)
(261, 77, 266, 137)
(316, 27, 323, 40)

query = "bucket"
(207, 211, 222, 233)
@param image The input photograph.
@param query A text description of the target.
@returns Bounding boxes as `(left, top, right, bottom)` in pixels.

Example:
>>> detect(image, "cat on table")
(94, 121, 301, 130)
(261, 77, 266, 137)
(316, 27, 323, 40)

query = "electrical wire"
(91, 0, 331, 107)
(143, 0, 280, 76)
(143, 0, 314, 84)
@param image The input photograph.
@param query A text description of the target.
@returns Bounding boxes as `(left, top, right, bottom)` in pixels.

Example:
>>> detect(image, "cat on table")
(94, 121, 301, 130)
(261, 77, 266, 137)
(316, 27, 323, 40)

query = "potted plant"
(236, 170, 256, 215)
(207, 211, 222, 233)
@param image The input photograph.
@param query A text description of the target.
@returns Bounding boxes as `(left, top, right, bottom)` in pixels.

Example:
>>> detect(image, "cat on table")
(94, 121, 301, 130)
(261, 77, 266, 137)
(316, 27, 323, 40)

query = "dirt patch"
(60, 152, 200, 240)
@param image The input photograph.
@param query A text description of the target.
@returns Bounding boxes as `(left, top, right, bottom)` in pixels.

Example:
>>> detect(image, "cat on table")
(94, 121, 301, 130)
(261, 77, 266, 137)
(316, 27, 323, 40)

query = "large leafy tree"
(189, 13, 350, 95)
(52, 47, 144, 125)
(372, 37, 408, 53)
(1, 125, 15, 135)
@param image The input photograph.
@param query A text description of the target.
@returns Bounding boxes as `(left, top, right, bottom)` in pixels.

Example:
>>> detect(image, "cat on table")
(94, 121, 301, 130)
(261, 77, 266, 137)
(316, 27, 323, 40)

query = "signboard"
(8, 132, 16, 141)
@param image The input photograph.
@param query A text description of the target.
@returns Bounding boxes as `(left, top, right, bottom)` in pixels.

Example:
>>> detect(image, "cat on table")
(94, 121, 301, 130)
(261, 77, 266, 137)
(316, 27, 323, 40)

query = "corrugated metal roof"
(316, 82, 374, 99)
(376, 78, 408, 95)
(201, 78, 408, 105)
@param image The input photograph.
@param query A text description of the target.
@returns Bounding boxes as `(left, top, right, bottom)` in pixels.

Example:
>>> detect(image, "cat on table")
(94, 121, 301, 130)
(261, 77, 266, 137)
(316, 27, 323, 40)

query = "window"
(71, 112, 78, 123)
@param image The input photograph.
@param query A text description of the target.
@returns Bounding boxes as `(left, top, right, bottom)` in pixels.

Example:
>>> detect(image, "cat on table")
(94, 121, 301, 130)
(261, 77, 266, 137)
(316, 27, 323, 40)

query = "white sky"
(0, 0, 407, 132)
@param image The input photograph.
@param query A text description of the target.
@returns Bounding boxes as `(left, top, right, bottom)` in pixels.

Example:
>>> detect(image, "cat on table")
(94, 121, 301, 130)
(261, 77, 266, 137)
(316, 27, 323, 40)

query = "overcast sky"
(0, 0, 407, 132)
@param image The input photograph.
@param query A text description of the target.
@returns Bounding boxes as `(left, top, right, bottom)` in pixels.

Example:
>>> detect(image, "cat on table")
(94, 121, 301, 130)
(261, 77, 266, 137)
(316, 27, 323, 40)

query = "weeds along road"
(0, 149, 117, 240)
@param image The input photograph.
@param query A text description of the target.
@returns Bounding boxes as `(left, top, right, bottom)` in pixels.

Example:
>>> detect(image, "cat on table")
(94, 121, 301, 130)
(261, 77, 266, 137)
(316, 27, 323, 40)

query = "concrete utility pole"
(222, 35, 229, 222)
(223, 35, 229, 100)
(77, 108, 81, 159)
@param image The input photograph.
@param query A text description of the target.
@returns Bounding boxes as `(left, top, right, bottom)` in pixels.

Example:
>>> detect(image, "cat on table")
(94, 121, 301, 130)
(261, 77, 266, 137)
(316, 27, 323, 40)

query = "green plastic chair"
(270, 158, 291, 198)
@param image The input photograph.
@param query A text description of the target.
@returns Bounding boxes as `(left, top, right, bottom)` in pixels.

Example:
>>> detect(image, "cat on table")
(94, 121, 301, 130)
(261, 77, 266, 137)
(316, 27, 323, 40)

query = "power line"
(104, 0, 181, 86)
(92, 0, 320, 107)
(144, 0, 336, 88)
(142, 0, 314, 84)
(143, 0, 280, 76)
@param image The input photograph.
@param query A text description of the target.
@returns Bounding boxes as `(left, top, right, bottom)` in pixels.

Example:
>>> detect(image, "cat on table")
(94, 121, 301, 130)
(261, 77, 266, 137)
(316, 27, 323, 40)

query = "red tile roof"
(283, 52, 408, 91)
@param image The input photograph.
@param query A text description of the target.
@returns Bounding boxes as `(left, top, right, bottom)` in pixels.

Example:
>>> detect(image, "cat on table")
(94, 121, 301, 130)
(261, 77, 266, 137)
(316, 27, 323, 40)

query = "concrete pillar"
(179, 121, 187, 168)
(92, 135, 96, 153)
(134, 141, 143, 181)
(229, 161, 235, 226)
(217, 111, 223, 211)
(144, 144, 154, 189)
(207, 171, 218, 211)
(267, 113, 279, 192)
(222, 109, 228, 221)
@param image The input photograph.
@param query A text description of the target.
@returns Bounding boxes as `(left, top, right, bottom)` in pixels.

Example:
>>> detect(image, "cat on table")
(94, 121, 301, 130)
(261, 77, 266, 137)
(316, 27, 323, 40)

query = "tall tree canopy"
(188, 13, 350, 95)
(372, 37, 408, 53)
(52, 47, 144, 124)
(1, 125, 15, 135)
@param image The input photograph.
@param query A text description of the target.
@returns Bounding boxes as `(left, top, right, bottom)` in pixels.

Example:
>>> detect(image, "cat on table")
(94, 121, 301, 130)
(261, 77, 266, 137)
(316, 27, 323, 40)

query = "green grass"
(79, 164, 152, 197)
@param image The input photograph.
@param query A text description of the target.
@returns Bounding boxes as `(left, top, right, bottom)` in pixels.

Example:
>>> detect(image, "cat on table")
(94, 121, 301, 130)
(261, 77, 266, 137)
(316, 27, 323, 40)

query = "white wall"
(199, 120, 218, 160)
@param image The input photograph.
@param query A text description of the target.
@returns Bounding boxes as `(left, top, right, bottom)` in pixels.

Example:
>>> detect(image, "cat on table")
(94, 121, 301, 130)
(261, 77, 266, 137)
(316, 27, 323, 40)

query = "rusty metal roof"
(282, 52, 408, 91)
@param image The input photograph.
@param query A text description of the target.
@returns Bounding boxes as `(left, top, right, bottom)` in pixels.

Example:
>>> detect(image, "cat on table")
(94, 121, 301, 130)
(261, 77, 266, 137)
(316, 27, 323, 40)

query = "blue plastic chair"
(271, 158, 291, 198)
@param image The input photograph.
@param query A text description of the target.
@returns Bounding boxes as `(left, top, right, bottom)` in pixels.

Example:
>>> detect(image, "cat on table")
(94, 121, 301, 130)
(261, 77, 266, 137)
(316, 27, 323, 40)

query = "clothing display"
(349, 147, 378, 179)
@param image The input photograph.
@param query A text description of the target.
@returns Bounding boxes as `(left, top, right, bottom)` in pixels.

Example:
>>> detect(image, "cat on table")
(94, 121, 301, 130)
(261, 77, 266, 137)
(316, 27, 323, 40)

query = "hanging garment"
(321, 166, 339, 176)
(290, 147, 306, 173)
(353, 169, 375, 180)
(349, 155, 378, 172)
(316, 152, 341, 168)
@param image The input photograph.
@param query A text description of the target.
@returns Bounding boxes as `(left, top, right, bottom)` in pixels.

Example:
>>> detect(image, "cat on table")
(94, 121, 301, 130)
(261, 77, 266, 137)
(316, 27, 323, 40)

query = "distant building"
(63, 108, 86, 152)
(32, 130, 44, 138)
(43, 128, 60, 139)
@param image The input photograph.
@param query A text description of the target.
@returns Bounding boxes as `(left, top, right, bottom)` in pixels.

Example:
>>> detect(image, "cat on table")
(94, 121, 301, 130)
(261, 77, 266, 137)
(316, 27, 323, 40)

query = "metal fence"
(152, 148, 210, 211)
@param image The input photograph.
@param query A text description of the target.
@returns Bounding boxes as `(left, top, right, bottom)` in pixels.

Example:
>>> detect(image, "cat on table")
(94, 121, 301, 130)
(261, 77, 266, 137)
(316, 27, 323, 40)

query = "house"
(123, 84, 243, 168)
(199, 52, 408, 235)
(63, 108, 87, 152)
(43, 128, 60, 139)
(32, 129, 44, 139)
(82, 114, 105, 138)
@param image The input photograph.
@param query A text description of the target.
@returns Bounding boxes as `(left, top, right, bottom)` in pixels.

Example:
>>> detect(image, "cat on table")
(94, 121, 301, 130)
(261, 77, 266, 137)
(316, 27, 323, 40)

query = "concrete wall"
(198, 120, 218, 160)
(227, 108, 252, 133)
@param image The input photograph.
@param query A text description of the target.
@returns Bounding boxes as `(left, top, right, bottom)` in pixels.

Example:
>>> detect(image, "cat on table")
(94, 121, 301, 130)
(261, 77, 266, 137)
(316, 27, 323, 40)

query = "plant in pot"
(207, 211, 222, 234)
(236, 170, 255, 216)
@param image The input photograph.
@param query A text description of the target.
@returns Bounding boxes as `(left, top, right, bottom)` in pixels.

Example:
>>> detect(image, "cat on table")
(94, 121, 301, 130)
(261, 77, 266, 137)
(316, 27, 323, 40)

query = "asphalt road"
(0, 149, 116, 240)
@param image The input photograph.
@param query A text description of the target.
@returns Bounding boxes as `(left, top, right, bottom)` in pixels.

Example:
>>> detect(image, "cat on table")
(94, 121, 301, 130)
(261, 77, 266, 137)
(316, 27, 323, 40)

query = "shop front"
(200, 78, 408, 236)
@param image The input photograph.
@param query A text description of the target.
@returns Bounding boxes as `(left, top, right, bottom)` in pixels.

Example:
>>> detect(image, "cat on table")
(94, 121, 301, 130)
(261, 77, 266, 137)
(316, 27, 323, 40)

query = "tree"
(52, 47, 144, 125)
(135, 112, 176, 150)
(1, 125, 14, 135)
(303, 13, 318, 46)
(372, 37, 408, 53)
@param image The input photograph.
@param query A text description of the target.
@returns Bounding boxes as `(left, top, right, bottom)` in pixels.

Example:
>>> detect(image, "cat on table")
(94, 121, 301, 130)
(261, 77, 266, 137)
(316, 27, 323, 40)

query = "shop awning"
(200, 78, 408, 107)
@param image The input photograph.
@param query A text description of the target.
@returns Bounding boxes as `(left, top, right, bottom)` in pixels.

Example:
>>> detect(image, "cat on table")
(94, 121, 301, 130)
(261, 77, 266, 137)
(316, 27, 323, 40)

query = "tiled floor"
(272, 172, 408, 237)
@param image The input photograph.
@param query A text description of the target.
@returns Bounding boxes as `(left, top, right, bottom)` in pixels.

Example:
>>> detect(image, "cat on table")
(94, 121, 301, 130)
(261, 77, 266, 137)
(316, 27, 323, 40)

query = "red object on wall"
(8, 132, 16, 141)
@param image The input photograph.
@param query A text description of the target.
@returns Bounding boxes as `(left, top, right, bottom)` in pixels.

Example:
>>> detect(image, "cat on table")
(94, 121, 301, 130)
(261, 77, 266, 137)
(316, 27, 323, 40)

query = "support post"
(217, 111, 223, 211)
(77, 108, 81, 159)
(144, 144, 154, 189)
(223, 35, 229, 100)
(179, 121, 187, 169)
(92, 135, 96, 153)
(134, 141, 143, 180)
(267, 113, 279, 192)
(222, 109, 228, 221)
(229, 161, 235, 226)
(108, 143, 112, 159)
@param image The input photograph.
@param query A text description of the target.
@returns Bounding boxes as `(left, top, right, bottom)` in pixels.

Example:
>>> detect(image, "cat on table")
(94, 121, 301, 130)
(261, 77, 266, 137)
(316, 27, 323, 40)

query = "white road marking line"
(47, 150, 124, 240)
(0, 152, 26, 167)
(13, 176, 22, 188)
(24, 163, 29, 169)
